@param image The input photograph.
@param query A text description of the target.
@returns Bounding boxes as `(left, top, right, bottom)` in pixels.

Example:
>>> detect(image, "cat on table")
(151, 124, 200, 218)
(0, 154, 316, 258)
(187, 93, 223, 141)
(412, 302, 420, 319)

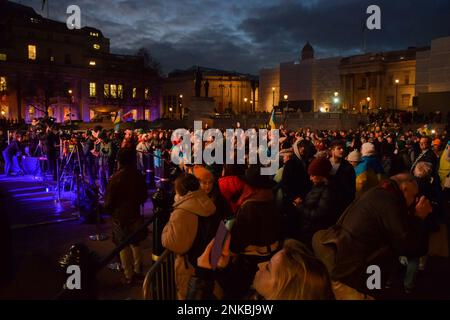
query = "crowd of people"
(1, 112, 450, 300)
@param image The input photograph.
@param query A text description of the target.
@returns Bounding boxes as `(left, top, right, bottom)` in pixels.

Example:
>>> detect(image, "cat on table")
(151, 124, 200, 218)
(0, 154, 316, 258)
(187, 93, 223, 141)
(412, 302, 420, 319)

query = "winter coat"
(411, 149, 438, 175)
(438, 148, 450, 189)
(104, 166, 148, 243)
(280, 155, 311, 202)
(331, 160, 356, 214)
(299, 182, 340, 246)
(230, 189, 281, 255)
(313, 179, 426, 284)
(162, 190, 216, 300)
(355, 156, 385, 198)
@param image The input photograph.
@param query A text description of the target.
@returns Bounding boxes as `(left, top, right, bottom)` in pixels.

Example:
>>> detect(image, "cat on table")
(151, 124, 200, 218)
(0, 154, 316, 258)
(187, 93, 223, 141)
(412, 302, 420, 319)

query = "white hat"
(361, 142, 376, 157)
(347, 150, 362, 162)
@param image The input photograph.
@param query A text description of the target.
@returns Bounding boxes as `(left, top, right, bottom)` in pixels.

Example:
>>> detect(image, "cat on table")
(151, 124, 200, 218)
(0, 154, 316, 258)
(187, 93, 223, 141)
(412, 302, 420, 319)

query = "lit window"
(0, 77, 6, 91)
(144, 88, 150, 100)
(0, 53, 6, 61)
(132, 87, 137, 99)
(89, 61, 96, 66)
(89, 82, 96, 98)
(110, 84, 117, 98)
(50, 56, 54, 62)
(104, 84, 110, 98)
(118, 85, 123, 99)
(93, 44, 100, 50)
(28, 45, 36, 60)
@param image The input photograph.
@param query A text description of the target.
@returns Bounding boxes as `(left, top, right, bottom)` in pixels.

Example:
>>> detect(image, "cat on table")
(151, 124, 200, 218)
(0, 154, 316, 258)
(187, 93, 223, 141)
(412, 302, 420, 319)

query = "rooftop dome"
(301, 41, 314, 61)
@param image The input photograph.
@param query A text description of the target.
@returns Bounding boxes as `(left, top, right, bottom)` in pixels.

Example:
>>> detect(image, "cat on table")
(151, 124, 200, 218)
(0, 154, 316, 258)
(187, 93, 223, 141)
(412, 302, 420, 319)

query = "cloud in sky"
(14, 0, 450, 74)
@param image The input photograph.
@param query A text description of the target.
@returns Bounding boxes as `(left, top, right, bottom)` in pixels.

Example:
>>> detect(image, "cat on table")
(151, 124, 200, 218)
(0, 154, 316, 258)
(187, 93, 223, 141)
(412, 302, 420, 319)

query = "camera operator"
(44, 125, 59, 181)
(82, 130, 97, 186)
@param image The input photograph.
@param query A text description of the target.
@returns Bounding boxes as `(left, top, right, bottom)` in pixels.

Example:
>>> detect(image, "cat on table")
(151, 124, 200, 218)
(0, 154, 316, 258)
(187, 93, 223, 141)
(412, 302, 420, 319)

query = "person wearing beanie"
(347, 150, 362, 168)
(355, 143, 385, 198)
(297, 158, 339, 247)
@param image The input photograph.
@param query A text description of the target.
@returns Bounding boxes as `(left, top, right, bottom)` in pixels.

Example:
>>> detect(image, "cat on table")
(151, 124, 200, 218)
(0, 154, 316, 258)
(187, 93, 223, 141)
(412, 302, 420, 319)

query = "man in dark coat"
(411, 136, 438, 175)
(312, 173, 433, 294)
(104, 148, 148, 284)
(329, 140, 356, 215)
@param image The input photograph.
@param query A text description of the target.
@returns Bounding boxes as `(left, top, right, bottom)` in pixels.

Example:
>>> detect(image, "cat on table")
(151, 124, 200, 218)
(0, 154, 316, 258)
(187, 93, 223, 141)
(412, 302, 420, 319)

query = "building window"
(0, 53, 6, 61)
(104, 84, 110, 98)
(361, 78, 367, 90)
(110, 84, 117, 98)
(28, 45, 36, 60)
(65, 54, 71, 65)
(93, 44, 100, 50)
(89, 82, 96, 98)
(144, 88, 150, 100)
(405, 74, 410, 85)
(118, 85, 123, 99)
(402, 94, 411, 106)
(89, 61, 96, 66)
(132, 87, 137, 99)
(0, 77, 6, 91)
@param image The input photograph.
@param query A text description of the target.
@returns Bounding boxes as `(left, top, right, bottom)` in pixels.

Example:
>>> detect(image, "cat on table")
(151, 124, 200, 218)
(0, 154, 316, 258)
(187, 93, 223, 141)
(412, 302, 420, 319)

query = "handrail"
(142, 249, 176, 300)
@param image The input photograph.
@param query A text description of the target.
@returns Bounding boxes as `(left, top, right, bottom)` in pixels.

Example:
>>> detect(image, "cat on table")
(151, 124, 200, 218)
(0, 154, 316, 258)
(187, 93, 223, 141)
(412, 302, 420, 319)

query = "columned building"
(163, 66, 258, 119)
(0, 1, 161, 123)
(339, 48, 426, 112)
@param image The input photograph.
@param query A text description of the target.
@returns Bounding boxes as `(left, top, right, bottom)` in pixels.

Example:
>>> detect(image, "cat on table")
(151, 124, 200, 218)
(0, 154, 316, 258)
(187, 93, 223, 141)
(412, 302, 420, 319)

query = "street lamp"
(395, 79, 400, 111)
(283, 94, 289, 112)
(272, 87, 276, 108)
(366, 97, 371, 111)
(244, 98, 248, 111)
(179, 94, 183, 119)
(334, 92, 339, 97)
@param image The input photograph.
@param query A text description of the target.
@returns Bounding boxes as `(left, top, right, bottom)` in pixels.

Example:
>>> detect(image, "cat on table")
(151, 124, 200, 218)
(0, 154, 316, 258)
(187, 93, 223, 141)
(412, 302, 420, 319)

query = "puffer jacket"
(162, 190, 216, 300)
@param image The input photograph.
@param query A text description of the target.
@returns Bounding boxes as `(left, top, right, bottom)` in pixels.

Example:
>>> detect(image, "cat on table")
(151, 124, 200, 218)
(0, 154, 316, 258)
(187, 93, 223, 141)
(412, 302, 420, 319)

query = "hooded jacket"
(162, 190, 216, 300)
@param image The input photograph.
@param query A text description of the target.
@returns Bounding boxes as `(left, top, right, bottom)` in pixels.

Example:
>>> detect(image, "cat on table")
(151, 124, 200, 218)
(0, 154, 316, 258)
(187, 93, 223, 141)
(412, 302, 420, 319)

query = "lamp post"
(68, 89, 73, 125)
(244, 97, 248, 112)
(169, 107, 173, 120)
(179, 94, 183, 119)
(366, 97, 371, 113)
(395, 79, 399, 111)
(283, 94, 288, 112)
(272, 87, 276, 108)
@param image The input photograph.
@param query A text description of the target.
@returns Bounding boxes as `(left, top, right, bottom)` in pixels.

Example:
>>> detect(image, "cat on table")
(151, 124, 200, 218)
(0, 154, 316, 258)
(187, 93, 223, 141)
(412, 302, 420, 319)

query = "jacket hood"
(174, 190, 216, 217)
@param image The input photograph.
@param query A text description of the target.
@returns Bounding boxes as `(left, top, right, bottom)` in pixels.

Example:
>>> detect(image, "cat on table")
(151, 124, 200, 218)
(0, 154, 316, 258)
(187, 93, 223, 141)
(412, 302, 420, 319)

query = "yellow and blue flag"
(269, 109, 276, 129)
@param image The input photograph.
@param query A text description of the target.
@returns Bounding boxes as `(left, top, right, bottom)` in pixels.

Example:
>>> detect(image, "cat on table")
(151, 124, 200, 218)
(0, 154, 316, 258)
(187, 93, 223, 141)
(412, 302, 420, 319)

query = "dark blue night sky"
(13, 0, 450, 74)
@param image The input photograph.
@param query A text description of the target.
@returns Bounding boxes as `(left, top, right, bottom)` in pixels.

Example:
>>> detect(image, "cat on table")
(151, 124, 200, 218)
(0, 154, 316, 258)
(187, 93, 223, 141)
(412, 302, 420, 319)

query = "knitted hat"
(307, 158, 332, 179)
(361, 142, 376, 157)
(193, 165, 213, 182)
(347, 150, 362, 163)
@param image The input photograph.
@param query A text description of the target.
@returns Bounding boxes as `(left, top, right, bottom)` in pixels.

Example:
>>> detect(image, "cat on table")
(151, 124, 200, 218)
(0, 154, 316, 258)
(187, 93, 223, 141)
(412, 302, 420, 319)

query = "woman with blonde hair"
(252, 239, 334, 300)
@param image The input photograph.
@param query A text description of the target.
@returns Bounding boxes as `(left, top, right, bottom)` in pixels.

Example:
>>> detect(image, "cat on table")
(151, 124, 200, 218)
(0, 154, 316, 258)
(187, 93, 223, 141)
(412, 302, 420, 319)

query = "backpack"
(186, 211, 222, 267)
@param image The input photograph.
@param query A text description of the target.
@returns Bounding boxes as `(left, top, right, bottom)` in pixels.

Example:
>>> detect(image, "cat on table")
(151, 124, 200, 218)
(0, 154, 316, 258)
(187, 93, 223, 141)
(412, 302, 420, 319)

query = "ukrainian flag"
(269, 109, 276, 130)
(114, 111, 121, 125)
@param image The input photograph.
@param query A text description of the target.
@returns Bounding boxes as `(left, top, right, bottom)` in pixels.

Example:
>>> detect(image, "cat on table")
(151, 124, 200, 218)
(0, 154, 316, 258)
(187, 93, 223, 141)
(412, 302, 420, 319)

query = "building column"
(349, 74, 354, 110)
(341, 75, 347, 110)
(376, 73, 381, 109)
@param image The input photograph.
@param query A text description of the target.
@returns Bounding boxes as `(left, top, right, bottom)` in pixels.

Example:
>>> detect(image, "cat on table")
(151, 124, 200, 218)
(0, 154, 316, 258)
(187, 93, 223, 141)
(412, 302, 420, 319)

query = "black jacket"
(331, 160, 356, 214)
(299, 182, 339, 245)
(280, 156, 311, 202)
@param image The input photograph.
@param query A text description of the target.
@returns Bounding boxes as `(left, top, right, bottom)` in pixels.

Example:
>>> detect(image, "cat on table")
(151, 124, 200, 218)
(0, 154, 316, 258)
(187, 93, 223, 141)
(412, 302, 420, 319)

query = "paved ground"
(0, 174, 155, 300)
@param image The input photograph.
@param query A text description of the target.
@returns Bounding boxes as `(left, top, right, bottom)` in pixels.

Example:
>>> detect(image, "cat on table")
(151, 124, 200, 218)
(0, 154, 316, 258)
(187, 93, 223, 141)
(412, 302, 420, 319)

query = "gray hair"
(413, 162, 433, 178)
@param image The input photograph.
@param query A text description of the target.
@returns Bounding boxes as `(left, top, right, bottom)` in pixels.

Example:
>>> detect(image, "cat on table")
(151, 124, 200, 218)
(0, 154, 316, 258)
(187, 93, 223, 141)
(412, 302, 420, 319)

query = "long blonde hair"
(268, 239, 334, 300)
